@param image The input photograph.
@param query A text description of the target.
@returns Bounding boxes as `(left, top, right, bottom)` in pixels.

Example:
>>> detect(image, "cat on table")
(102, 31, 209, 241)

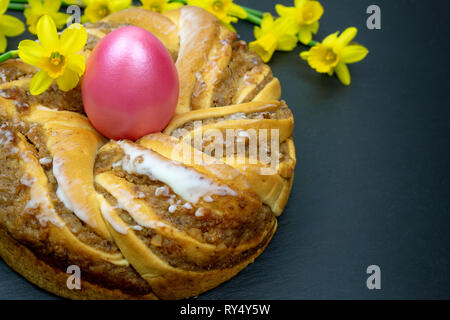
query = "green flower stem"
(242, 5, 263, 18)
(0, 50, 18, 64)
(244, 12, 262, 25)
(308, 40, 318, 46)
(170, 0, 263, 23)
(7, 3, 26, 10)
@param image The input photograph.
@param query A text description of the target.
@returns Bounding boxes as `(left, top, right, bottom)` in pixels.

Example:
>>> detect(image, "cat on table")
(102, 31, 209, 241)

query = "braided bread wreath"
(0, 6, 296, 299)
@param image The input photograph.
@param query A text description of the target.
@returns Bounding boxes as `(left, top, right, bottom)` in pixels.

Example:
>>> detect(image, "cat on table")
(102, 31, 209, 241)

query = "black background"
(1, 0, 449, 299)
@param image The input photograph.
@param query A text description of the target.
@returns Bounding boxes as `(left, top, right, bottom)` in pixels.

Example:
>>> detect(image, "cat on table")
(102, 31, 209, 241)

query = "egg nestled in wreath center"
(82, 26, 179, 140)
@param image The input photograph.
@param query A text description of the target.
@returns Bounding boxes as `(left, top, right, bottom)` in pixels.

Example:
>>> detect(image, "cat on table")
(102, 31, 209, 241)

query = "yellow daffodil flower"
(24, 0, 71, 34)
(18, 15, 87, 95)
(249, 13, 298, 63)
(187, 0, 247, 31)
(140, 0, 183, 13)
(82, 0, 131, 23)
(276, 0, 324, 45)
(300, 27, 369, 85)
(0, 0, 25, 53)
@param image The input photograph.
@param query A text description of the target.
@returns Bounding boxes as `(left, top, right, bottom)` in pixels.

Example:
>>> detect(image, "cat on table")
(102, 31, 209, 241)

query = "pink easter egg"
(82, 26, 179, 140)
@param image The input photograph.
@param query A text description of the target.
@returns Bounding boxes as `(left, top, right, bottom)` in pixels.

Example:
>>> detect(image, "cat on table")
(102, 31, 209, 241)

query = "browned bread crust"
(0, 7, 294, 299)
(0, 225, 157, 299)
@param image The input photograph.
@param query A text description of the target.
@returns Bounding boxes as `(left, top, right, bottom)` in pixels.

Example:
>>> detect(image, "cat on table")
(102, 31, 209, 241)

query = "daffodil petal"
(166, 2, 184, 11)
(260, 13, 274, 31)
(275, 4, 296, 18)
(43, 0, 62, 12)
(277, 34, 298, 51)
(53, 12, 71, 29)
(336, 27, 357, 50)
(249, 34, 277, 63)
(0, 15, 25, 37)
(341, 44, 369, 64)
(0, 0, 8, 16)
(274, 16, 299, 35)
(322, 31, 338, 46)
(298, 28, 312, 45)
(308, 21, 319, 34)
(187, 0, 203, 7)
(66, 54, 85, 75)
(229, 4, 247, 19)
(0, 34, 6, 53)
(80, 15, 90, 24)
(56, 68, 79, 91)
(295, 0, 307, 7)
(109, 0, 132, 12)
(335, 62, 351, 86)
(254, 25, 261, 39)
(37, 15, 59, 49)
(28, 0, 44, 9)
(300, 51, 309, 60)
(60, 23, 87, 55)
(30, 70, 53, 95)
(18, 39, 45, 65)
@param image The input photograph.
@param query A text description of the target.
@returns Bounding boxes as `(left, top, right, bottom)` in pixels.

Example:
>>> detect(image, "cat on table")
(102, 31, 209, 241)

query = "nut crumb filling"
(211, 41, 272, 107)
(0, 125, 152, 295)
(96, 183, 275, 272)
(171, 102, 292, 136)
(94, 146, 274, 246)
(0, 6, 293, 298)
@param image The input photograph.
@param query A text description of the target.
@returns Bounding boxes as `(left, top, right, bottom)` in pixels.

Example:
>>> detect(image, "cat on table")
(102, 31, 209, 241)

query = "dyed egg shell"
(82, 26, 179, 140)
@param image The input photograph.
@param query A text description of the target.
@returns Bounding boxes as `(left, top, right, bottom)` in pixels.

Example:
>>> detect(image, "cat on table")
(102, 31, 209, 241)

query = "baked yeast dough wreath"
(0, 6, 296, 299)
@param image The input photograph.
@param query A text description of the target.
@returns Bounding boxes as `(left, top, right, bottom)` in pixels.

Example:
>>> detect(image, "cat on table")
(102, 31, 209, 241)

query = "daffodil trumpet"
(0, 49, 18, 63)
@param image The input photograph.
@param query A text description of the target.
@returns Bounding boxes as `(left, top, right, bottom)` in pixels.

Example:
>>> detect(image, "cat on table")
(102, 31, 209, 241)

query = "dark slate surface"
(1, 0, 449, 299)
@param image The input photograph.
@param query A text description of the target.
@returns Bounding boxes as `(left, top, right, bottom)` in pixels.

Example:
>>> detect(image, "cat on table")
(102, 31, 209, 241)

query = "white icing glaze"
(229, 112, 247, 120)
(39, 157, 52, 165)
(195, 207, 207, 217)
(20, 176, 34, 187)
(19, 150, 64, 228)
(36, 105, 56, 111)
(183, 202, 193, 210)
(56, 186, 74, 212)
(52, 156, 97, 228)
(137, 191, 146, 199)
(112, 160, 122, 168)
(0, 129, 13, 145)
(203, 195, 213, 202)
(155, 185, 170, 197)
(130, 225, 143, 231)
(178, 10, 210, 60)
(168, 204, 178, 213)
(100, 200, 129, 235)
(113, 186, 169, 230)
(118, 141, 237, 204)
(99, 195, 146, 235)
